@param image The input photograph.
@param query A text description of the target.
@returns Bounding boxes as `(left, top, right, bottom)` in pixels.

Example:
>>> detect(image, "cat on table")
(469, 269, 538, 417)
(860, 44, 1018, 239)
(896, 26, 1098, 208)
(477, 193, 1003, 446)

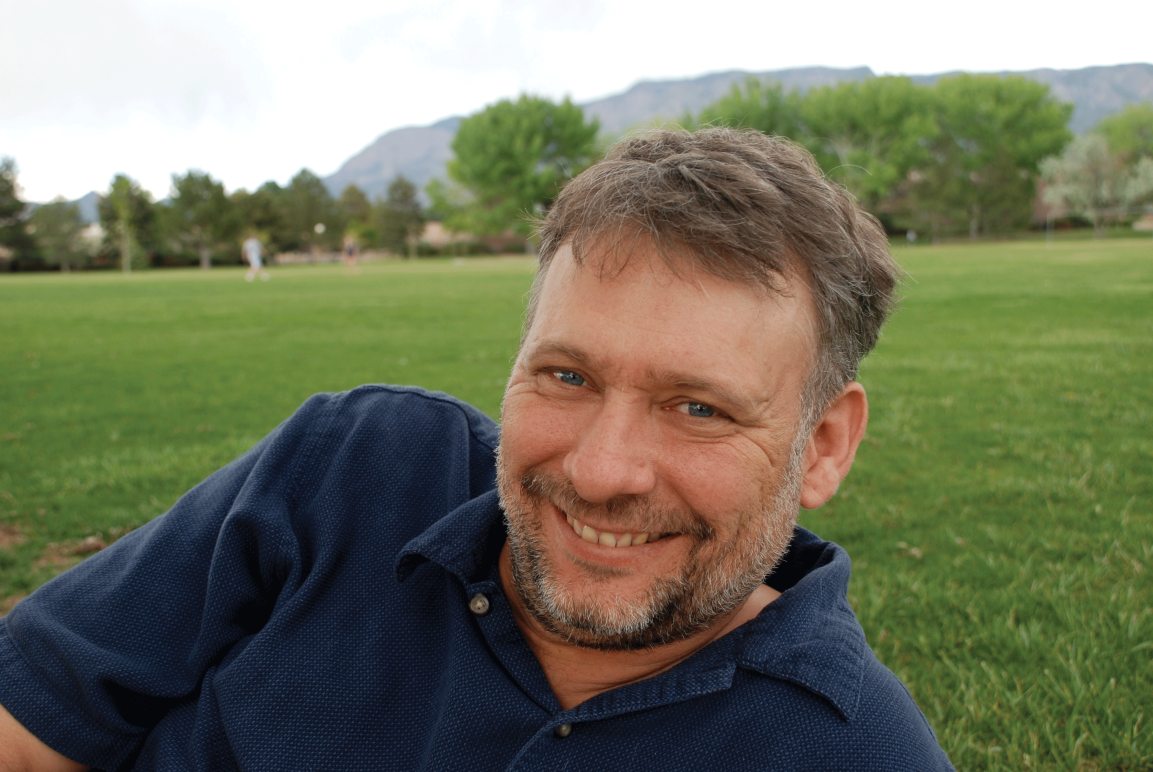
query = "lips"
(562, 512, 668, 548)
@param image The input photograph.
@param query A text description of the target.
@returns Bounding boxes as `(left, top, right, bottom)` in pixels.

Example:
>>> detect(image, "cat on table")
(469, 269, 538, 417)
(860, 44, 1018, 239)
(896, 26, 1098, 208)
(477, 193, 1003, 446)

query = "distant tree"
(693, 78, 805, 138)
(1042, 134, 1147, 235)
(339, 184, 376, 246)
(801, 77, 936, 218)
(443, 95, 600, 237)
(339, 185, 371, 225)
(30, 200, 90, 272)
(1126, 157, 1153, 208)
(99, 174, 154, 273)
(168, 170, 240, 269)
(1093, 102, 1153, 164)
(282, 169, 342, 252)
(0, 157, 35, 264)
(916, 75, 1072, 237)
(375, 175, 425, 256)
(232, 182, 293, 254)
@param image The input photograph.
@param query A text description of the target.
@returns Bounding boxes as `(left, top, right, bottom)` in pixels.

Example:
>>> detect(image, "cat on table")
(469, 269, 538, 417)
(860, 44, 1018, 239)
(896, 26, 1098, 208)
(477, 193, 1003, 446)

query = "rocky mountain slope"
(322, 63, 1153, 201)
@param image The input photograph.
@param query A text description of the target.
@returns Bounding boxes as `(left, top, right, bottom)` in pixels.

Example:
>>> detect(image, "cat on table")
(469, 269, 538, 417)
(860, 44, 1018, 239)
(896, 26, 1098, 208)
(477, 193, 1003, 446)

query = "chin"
(496, 455, 801, 651)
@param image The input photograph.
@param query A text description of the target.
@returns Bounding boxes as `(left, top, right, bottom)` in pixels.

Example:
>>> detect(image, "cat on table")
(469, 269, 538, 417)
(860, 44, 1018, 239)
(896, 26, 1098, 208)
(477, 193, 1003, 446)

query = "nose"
(562, 392, 657, 504)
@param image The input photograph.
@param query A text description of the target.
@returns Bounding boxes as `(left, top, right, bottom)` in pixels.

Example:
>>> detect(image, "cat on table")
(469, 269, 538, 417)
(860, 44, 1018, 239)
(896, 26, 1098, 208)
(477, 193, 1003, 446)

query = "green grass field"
(2, 241, 1150, 770)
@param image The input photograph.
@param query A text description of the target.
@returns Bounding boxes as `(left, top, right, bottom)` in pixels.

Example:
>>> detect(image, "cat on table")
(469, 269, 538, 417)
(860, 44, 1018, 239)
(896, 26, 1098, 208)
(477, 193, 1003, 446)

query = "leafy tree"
(801, 77, 936, 217)
(375, 175, 425, 256)
(232, 182, 293, 254)
(0, 157, 35, 264)
(168, 170, 240, 269)
(339, 185, 371, 226)
(30, 200, 90, 272)
(1094, 102, 1153, 164)
(282, 169, 342, 252)
(339, 184, 376, 246)
(1126, 157, 1153, 208)
(915, 75, 1072, 237)
(1042, 134, 1150, 235)
(693, 78, 805, 138)
(443, 95, 600, 237)
(99, 174, 154, 273)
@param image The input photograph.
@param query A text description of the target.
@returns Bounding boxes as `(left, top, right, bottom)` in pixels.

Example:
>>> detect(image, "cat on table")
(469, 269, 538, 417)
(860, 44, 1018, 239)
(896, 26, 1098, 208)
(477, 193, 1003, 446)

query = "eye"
(679, 402, 716, 418)
(553, 370, 586, 387)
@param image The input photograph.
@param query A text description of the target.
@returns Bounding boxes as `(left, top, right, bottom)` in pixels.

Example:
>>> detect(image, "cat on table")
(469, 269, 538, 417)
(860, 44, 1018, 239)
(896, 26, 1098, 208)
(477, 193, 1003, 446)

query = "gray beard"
(496, 436, 806, 651)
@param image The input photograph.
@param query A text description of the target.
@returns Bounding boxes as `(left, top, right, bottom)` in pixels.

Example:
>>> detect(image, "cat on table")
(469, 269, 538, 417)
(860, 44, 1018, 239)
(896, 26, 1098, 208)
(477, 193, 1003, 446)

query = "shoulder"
(719, 649, 953, 771)
(268, 385, 500, 524)
(288, 385, 500, 450)
(718, 528, 954, 770)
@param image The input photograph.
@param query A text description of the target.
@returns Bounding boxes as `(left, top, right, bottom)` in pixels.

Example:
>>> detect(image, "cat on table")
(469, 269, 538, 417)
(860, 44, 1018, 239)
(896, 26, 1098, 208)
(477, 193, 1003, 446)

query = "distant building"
(420, 222, 526, 253)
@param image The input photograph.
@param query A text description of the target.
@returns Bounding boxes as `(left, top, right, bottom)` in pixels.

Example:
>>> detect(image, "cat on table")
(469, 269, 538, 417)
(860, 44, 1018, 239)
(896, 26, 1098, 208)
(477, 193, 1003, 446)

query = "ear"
(799, 382, 869, 510)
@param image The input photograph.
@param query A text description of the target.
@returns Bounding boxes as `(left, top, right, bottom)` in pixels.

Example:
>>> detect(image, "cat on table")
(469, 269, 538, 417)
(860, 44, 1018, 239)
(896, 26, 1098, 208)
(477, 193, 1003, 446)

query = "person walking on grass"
(343, 234, 360, 275)
(243, 235, 269, 282)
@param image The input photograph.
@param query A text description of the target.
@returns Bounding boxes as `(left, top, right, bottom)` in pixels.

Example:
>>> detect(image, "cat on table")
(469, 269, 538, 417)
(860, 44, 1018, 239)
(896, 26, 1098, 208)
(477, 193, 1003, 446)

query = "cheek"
(500, 393, 585, 471)
(660, 439, 781, 532)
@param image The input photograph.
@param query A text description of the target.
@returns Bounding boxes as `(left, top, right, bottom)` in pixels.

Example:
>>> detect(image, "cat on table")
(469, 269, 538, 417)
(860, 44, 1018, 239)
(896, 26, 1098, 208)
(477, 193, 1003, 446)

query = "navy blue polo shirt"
(0, 386, 953, 771)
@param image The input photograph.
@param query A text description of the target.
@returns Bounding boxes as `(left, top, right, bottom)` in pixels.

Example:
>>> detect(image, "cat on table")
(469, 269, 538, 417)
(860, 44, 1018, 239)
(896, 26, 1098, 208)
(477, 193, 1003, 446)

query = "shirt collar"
(395, 489, 505, 586)
(395, 492, 866, 721)
(738, 529, 867, 721)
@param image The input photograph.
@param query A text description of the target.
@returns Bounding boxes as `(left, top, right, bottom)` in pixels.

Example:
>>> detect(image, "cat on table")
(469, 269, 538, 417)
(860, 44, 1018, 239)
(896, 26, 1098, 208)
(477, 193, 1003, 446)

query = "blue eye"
(554, 371, 585, 387)
(685, 402, 715, 418)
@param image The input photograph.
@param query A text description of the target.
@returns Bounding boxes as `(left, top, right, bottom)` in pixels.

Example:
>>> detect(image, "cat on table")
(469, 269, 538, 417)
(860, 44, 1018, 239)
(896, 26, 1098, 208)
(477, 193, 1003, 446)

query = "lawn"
(1, 240, 1151, 770)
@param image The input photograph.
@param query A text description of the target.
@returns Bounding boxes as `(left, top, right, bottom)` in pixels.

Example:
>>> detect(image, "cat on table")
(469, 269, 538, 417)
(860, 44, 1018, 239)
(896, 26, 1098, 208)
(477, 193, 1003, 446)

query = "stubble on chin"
(495, 449, 802, 651)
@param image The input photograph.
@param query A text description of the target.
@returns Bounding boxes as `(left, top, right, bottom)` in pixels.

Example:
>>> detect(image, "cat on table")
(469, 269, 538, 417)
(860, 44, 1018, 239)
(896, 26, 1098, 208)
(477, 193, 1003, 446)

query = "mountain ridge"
(323, 62, 1153, 202)
(61, 62, 1153, 218)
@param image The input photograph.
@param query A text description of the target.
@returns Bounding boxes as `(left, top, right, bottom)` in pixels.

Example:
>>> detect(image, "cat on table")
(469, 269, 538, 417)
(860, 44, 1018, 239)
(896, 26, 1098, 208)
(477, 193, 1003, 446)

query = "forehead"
(525, 242, 816, 398)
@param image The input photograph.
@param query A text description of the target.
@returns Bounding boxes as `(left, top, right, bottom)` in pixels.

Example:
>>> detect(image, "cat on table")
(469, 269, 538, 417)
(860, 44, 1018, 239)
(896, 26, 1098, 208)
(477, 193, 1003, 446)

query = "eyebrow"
(523, 339, 765, 419)
(522, 339, 602, 370)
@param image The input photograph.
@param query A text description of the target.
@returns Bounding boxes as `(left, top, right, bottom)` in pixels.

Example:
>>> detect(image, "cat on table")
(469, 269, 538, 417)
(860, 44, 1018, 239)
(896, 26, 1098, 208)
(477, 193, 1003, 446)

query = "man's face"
(497, 242, 817, 650)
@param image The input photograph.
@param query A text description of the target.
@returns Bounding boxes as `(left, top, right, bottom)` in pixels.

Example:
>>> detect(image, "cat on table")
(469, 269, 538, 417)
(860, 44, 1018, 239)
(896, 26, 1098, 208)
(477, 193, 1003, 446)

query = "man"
(0, 129, 954, 770)
(242, 234, 269, 282)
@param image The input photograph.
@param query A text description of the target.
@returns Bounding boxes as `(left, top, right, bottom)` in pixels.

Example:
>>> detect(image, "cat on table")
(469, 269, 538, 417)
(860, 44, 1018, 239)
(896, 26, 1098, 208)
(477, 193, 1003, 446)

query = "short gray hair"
(530, 127, 900, 421)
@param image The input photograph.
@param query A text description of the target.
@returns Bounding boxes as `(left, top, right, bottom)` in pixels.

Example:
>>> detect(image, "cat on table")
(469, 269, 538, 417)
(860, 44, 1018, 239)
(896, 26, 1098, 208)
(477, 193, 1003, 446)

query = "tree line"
(685, 74, 1153, 239)
(0, 164, 427, 272)
(428, 78, 1153, 245)
(4, 76, 1153, 271)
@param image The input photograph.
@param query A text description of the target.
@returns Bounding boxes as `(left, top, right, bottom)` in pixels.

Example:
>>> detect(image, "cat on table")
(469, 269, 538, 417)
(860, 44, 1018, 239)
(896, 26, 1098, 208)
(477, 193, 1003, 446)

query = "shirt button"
(554, 723, 573, 738)
(468, 593, 490, 616)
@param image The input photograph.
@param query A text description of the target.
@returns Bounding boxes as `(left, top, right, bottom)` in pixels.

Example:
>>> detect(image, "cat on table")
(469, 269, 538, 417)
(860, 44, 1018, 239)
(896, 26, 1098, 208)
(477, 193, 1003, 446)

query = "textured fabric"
(0, 385, 954, 771)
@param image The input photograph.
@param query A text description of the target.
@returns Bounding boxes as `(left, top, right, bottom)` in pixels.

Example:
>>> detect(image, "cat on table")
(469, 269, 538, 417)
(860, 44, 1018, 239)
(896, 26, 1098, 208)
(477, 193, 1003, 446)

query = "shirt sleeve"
(0, 392, 336, 770)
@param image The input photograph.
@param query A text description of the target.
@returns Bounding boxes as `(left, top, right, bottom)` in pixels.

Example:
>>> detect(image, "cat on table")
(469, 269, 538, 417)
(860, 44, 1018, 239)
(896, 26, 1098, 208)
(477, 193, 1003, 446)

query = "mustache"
(520, 468, 714, 540)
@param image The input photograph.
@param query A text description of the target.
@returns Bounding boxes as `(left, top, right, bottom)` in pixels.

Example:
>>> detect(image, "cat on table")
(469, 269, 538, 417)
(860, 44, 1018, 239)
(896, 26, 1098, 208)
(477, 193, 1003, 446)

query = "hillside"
(580, 66, 874, 134)
(323, 62, 1153, 201)
(910, 62, 1153, 132)
(323, 66, 875, 199)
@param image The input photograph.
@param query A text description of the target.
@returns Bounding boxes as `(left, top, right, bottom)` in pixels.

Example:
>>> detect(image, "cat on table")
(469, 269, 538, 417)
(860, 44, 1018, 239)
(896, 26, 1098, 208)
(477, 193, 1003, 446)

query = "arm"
(0, 703, 87, 772)
(0, 394, 334, 768)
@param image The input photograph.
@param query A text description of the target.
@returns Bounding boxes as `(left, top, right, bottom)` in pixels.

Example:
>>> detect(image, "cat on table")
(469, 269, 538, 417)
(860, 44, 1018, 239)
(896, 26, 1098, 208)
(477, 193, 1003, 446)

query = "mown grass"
(1, 241, 1150, 770)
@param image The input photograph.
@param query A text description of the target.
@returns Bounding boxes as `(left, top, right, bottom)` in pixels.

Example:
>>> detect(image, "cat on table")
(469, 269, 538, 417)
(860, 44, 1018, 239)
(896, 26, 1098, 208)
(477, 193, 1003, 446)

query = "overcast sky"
(2, 0, 1148, 202)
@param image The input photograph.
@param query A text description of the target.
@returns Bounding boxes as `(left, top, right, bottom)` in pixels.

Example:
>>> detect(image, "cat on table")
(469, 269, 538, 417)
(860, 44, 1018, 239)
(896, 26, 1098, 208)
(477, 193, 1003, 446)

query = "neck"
(497, 541, 779, 710)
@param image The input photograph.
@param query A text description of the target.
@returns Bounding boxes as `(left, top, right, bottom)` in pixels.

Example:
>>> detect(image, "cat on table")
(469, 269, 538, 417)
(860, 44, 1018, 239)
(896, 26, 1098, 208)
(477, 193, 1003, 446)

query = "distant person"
(906, 229, 917, 245)
(243, 236, 269, 282)
(0, 129, 953, 771)
(343, 234, 360, 275)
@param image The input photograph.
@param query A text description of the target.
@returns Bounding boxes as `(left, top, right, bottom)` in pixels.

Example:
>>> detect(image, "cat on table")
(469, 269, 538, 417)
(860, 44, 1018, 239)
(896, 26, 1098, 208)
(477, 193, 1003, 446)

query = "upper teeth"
(564, 514, 664, 548)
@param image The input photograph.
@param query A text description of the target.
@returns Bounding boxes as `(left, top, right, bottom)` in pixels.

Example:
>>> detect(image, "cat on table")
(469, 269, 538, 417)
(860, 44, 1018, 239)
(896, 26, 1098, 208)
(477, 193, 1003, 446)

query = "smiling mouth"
(563, 512, 669, 548)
